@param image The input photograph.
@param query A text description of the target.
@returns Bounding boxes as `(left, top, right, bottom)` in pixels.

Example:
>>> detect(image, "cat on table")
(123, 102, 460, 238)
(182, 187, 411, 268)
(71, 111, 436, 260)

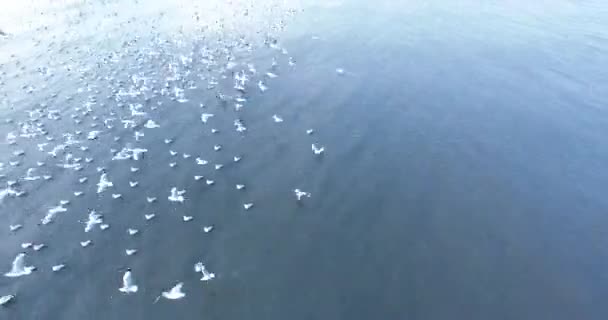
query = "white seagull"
(5, 253, 36, 277)
(294, 189, 311, 201)
(160, 282, 185, 300)
(119, 269, 138, 294)
(312, 143, 325, 155)
(168, 187, 186, 202)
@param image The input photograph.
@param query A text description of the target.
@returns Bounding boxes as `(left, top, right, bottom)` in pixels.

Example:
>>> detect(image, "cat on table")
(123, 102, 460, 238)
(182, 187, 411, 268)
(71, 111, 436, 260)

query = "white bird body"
(5, 253, 35, 277)
(119, 270, 138, 294)
(161, 282, 185, 300)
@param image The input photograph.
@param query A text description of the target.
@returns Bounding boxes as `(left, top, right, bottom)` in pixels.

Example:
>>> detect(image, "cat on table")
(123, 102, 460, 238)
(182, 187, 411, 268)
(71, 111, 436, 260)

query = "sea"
(1, 0, 608, 319)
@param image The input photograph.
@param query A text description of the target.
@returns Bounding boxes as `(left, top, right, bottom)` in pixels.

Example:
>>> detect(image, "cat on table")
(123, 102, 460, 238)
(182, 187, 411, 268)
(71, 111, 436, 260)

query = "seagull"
(206, 180, 215, 185)
(266, 72, 278, 78)
(211, 128, 219, 134)
(5, 253, 36, 277)
(147, 197, 157, 203)
(159, 282, 185, 300)
(127, 228, 139, 236)
(294, 189, 311, 201)
(194, 176, 204, 181)
(336, 68, 345, 75)
(183, 216, 193, 222)
(258, 81, 268, 92)
(233, 156, 241, 162)
(80, 240, 92, 247)
(201, 113, 214, 123)
(183, 153, 191, 159)
(9, 224, 22, 232)
(129, 181, 139, 187)
(168, 187, 185, 202)
(194, 262, 216, 281)
(306, 129, 314, 135)
(272, 114, 283, 123)
(74, 191, 84, 197)
(112, 194, 122, 199)
(144, 120, 160, 128)
(169, 162, 177, 168)
(144, 214, 155, 220)
(0, 294, 14, 306)
(33, 244, 46, 251)
(125, 249, 137, 256)
(243, 203, 254, 210)
(203, 226, 214, 233)
(214, 164, 223, 170)
(169, 150, 178, 156)
(130, 167, 139, 172)
(164, 138, 173, 144)
(85, 210, 103, 232)
(21, 243, 32, 249)
(119, 269, 138, 294)
(97, 173, 113, 193)
(312, 143, 325, 155)
(100, 224, 110, 230)
(79, 177, 88, 183)
(236, 184, 245, 190)
(51, 264, 65, 272)
(196, 158, 208, 165)
(213, 145, 222, 151)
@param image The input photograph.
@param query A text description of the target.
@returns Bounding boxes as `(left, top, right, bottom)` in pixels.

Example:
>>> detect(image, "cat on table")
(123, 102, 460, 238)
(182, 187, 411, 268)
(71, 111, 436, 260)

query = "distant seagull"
(194, 262, 216, 281)
(43, 175, 52, 181)
(312, 143, 325, 155)
(258, 81, 268, 92)
(130, 181, 139, 188)
(236, 184, 245, 190)
(196, 158, 208, 165)
(213, 145, 222, 151)
(112, 194, 122, 199)
(306, 129, 314, 135)
(9, 224, 22, 232)
(203, 226, 214, 233)
(206, 180, 215, 185)
(215, 164, 223, 170)
(201, 113, 214, 123)
(21, 243, 32, 249)
(85, 158, 93, 163)
(144, 120, 160, 129)
(169, 150, 178, 156)
(127, 228, 139, 236)
(169, 162, 177, 168)
(336, 68, 345, 75)
(119, 269, 138, 294)
(159, 282, 185, 300)
(130, 167, 139, 172)
(51, 264, 65, 272)
(243, 203, 254, 210)
(183, 216, 193, 222)
(294, 189, 311, 201)
(164, 138, 173, 144)
(74, 191, 83, 197)
(194, 176, 204, 181)
(0, 294, 14, 306)
(183, 153, 191, 159)
(80, 240, 92, 247)
(100, 224, 110, 230)
(233, 156, 241, 162)
(79, 177, 88, 183)
(125, 249, 137, 256)
(144, 214, 155, 221)
(33, 244, 45, 251)
(266, 72, 278, 78)
(85, 210, 103, 232)
(97, 173, 113, 193)
(168, 187, 186, 202)
(147, 197, 157, 203)
(211, 128, 219, 134)
(5, 253, 36, 277)
(272, 114, 283, 123)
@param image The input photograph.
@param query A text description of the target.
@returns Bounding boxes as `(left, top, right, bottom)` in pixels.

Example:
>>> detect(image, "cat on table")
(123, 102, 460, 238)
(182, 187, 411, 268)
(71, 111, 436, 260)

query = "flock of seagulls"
(0, 1, 344, 311)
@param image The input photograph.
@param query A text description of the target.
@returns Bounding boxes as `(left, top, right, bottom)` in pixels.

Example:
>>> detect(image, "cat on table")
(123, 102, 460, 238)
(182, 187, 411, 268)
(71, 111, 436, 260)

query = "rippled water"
(1, 0, 608, 319)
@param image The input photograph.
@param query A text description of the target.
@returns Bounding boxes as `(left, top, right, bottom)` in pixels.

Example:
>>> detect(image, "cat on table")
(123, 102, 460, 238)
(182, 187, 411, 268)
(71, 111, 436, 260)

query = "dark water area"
(1, 0, 608, 319)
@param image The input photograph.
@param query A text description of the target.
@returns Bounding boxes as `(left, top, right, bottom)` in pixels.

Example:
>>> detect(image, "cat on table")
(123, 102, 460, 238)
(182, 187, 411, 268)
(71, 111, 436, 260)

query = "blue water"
(1, 0, 608, 319)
